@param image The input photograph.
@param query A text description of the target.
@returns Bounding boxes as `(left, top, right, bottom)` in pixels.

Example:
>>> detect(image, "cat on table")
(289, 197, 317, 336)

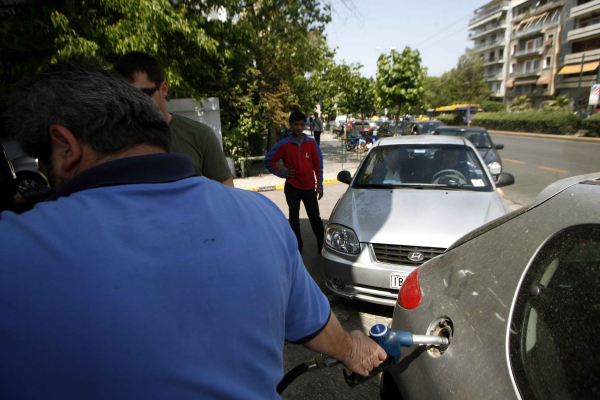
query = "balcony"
(571, 0, 600, 19)
(567, 22, 600, 42)
(514, 47, 544, 58)
(470, 22, 508, 40)
(484, 57, 505, 66)
(564, 49, 600, 64)
(556, 74, 598, 89)
(512, 0, 566, 23)
(473, 38, 506, 52)
(469, 1, 510, 27)
(512, 68, 542, 77)
(484, 72, 504, 80)
(512, 20, 559, 40)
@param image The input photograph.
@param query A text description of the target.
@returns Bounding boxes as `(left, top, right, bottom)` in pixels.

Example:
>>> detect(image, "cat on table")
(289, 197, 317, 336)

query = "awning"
(536, 76, 551, 85)
(505, 79, 514, 88)
(514, 79, 537, 85)
(558, 62, 600, 75)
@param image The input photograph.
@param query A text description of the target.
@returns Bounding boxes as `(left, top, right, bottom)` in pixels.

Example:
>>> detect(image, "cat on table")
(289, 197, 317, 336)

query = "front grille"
(371, 244, 446, 266)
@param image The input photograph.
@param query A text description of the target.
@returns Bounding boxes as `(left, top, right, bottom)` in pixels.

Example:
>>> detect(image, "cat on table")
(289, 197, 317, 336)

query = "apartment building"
(556, 0, 600, 109)
(505, 0, 565, 109)
(468, 1, 513, 100)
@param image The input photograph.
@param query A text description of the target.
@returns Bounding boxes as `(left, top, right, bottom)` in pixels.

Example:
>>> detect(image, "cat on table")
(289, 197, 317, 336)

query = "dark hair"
(289, 111, 306, 124)
(4, 61, 171, 164)
(113, 52, 165, 85)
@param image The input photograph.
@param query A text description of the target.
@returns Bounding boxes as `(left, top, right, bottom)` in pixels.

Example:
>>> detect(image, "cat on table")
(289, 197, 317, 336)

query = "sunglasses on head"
(139, 82, 162, 97)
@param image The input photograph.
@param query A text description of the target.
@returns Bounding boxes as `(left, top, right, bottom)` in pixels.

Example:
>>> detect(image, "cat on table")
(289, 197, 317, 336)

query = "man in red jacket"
(265, 111, 325, 255)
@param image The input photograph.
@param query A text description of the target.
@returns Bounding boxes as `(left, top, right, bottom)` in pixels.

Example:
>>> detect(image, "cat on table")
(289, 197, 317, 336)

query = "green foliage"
(376, 46, 426, 134)
(436, 114, 464, 126)
(509, 95, 533, 112)
(436, 49, 490, 106)
(470, 111, 580, 135)
(541, 95, 573, 112)
(346, 76, 376, 121)
(482, 100, 506, 112)
(423, 76, 453, 110)
(582, 112, 600, 137)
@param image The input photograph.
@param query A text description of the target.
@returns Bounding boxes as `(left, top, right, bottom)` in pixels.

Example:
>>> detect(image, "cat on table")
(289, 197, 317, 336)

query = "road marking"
(504, 158, 526, 164)
(539, 166, 568, 173)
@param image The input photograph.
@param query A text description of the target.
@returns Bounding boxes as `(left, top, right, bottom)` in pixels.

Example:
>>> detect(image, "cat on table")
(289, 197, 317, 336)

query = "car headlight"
(488, 161, 502, 175)
(325, 224, 360, 254)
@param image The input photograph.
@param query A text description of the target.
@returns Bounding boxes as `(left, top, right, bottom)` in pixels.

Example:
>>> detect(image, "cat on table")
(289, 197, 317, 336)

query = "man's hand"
(340, 330, 388, 377)
(316, 188, 323, 200)
(286, 168, 296, 178)
(304, 312, 388, 378)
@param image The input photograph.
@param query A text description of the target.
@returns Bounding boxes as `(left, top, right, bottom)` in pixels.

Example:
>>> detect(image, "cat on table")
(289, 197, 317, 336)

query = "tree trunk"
(393, 106, 400, 135)
(267, 129, 278, 152)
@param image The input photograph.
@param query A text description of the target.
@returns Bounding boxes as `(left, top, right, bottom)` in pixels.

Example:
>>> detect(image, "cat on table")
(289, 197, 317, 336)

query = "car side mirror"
(496, 172, 514, 188)
(495, 144, 504, 150)
(337, 170, 352, 185)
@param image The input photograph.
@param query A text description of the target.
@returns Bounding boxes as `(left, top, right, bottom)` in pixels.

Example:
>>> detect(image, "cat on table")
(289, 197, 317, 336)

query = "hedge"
(582, 112, 600, 137)
(436, 114, 463, 126)
(470, 111, 580, 135)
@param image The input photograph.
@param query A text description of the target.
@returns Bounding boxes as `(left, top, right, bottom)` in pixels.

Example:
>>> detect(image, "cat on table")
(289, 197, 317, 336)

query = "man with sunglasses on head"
(114, 52, 234, 187)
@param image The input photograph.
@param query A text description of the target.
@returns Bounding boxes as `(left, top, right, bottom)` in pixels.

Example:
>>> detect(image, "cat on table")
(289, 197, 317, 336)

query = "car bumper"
(322, 244, 417, 307)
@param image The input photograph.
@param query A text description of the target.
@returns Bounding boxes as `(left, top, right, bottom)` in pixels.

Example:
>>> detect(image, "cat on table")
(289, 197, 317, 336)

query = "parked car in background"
(376, 121, 408, 139)
(433, 126, 504, 179)
(346, 119, 372, 137)
(409, 115, 431, 121)
(401, 120, 445, 135)
(0, 139, 49, 192)
(276, 126, 292, 142)
(370, 120, 387, 136)
(322, 135, 514, 306)
(381, 173, 600, 400)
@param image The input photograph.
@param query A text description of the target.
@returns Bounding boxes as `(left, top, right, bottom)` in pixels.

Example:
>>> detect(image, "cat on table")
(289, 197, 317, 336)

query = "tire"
(14, 172, 47, 192)
(346, 142, 354, 151)
(356, 142, 367, 153)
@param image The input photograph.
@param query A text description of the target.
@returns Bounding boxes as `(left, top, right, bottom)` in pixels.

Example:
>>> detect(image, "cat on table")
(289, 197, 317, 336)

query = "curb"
(246, 179, 340, 192)
(489, 130, 600, 143)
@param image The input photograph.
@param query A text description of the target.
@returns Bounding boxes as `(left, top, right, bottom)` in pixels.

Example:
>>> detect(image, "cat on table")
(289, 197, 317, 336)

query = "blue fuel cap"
(370, 324, 388, 337)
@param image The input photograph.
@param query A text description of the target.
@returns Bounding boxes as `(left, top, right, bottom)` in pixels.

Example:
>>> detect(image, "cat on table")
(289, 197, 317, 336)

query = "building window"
(499, 49, 504, 58)
(511, 63, 516, 73)
(546, 34, 554, 46)
(544, 56, 552, 69)
(513, 44, 518, 55)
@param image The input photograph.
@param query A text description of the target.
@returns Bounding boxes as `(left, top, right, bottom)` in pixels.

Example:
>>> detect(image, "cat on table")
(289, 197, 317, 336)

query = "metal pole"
(576, 54, 585, 113)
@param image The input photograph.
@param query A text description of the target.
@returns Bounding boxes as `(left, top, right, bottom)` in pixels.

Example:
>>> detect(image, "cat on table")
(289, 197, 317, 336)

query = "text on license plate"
(390, 274, 404, 289)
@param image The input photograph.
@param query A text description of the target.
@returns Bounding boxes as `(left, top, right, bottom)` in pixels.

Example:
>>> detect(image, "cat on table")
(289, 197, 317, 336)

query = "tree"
(509, 95, 533, 112)
(541, 95, 572, 112)
(375, 47, 426, 134)
(346, 76, 376, 129)
(440, 49, 490, 107)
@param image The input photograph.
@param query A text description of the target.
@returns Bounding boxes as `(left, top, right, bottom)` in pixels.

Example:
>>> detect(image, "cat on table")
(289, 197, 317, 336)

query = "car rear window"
(509, 225, 600, 399)
(436, 130, 492, 148)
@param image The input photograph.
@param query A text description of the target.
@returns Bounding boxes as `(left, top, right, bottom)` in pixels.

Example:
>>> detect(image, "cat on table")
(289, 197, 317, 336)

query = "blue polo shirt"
(0, 153, 330, 399)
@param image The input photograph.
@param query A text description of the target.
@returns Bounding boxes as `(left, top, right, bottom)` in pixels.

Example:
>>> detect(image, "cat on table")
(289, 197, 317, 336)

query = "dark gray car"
(433, 126, 504, 177)
(401, 121, 445, 135)
(381, 173, 600, 399)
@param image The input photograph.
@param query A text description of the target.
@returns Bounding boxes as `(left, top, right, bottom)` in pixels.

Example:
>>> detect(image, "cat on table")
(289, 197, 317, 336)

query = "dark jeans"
(284, 182, 324, 254)
(313, 131, 321, 146)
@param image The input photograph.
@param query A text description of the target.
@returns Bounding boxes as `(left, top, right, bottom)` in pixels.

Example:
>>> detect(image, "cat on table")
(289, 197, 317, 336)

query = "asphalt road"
(490, 134, 600, 206)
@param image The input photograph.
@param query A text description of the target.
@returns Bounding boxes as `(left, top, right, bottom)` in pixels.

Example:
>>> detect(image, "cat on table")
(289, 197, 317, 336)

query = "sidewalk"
(233, 130, 365, 191)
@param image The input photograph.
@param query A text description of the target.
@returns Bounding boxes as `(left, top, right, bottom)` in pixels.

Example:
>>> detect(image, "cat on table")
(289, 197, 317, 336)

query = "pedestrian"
(311, 112, 323, 146)
(264, 111, 325, 255)
(114, 52, 234, 187)
(0, 61, 386, 398)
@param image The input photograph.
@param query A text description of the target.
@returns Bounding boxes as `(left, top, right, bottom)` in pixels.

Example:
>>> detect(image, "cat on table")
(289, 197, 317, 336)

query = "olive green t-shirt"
(168, 114, 232, 182)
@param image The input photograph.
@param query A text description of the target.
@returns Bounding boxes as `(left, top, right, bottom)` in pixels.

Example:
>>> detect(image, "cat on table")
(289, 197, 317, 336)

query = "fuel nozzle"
(343, 324, 449, 388)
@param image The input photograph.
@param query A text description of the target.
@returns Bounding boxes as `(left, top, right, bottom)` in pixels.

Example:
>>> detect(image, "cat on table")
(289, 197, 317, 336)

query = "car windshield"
(353, 144, 492, 191)
(436, 129, 493, 148)
(417, 122, 443, 133)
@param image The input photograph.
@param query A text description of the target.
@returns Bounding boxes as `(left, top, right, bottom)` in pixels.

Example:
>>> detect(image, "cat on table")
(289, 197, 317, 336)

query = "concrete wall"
(165, 98, 223, 148)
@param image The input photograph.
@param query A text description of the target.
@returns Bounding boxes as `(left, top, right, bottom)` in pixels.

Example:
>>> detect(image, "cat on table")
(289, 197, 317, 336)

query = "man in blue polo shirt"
(0, 62, 386, 399)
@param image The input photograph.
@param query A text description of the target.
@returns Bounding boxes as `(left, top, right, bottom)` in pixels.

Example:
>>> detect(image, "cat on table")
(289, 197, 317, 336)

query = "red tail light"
(397, 268, 421, 309)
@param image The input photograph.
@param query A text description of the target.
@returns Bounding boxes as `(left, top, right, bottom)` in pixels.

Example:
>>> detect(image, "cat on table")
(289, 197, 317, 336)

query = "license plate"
(390, 274, 404, 289)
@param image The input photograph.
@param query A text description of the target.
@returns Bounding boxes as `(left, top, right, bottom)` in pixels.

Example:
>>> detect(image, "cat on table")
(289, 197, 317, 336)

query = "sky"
(324, 0, 489, 78)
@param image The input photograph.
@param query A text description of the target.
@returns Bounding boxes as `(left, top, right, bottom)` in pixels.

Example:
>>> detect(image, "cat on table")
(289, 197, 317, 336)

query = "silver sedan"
(322, 135, 515, 306)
